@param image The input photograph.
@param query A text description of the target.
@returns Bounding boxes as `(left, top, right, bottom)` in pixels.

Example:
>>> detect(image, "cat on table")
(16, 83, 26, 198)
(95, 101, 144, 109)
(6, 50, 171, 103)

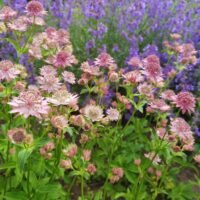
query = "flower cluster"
(0, 1, 199, 200)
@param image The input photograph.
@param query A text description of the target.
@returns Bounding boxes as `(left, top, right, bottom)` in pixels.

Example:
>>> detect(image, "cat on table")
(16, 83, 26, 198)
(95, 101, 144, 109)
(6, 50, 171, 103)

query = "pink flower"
(149, 99, 171, 112)
(29, 45, 42, 59)
(0, 60, 20, 81)
(52, 51, 77, 68)
(83, 149, 91, 161)
(60, 159, 72, 169)
(40, 65, 57, 76)
(63, 144, 78, 158)
(81, 62, 101, 76)
(112, 167, 124, 178)
(8, 128, 27, 144)
(173, 91, 195, 114)
(94, 52, 115, 67)
(123, 70, 144, 84)
(37, 74, 61, 93)
(137, 83, 153, 99)
(142, 55, 162, 81)
(194, 155, 200, 164)
(106, 108, 120, 121)
(9, 88, 49, 119)
(56, 29, 70, 45)
(110, 167, 124, 183)
(25, 1, 46, 17)
(127, 56, 142, 68)
(108, 71, 119, 82)
(144, 152, 161, 165)
(86, 163, 96, 175)
(161, 90, 176, 101)
(0, 6, 17, 21)
(62, 71, 76, 84)
(47, 89, 78, 106)
(84, 105, 104, 122)
(51, 115, 68, 129)
(8, 16, 30, 32)
(170, 118, 193, 143)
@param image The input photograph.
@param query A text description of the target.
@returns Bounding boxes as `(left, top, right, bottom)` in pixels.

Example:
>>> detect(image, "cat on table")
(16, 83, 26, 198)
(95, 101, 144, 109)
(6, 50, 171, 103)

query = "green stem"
(81, 175, 84, 199)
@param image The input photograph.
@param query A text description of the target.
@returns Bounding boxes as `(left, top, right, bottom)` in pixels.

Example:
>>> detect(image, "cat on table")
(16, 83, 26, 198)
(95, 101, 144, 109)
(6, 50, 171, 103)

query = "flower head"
(8, 16, 30, 32)
(142, 55, 162, 81)
(8, 128, 27, 144)
(51, 115, 68, 129)
(170, 118, 193, 143)
(37, 74, 61, 93)
(161, 90, 176, 101)
(86, 163, 96, 175)
(84, 105, 104, 122)
(0, 60, 20, 81)
(123, 70, 144, 84)
(9, 88, 49, 119)
(0, 6, 17, 21)
(128, 56, 142, 68)
(40, 65, 57, 76)
(47, 89, 78, 106)
(25, 0, 46, 17)
(107, 108, 120, 121)
(94, 52, 115, 68)
(62, 71, 76, 84)
(52, 51, 77, 68)
(173, 91, 195, 114)
(149, 99, 171, 112)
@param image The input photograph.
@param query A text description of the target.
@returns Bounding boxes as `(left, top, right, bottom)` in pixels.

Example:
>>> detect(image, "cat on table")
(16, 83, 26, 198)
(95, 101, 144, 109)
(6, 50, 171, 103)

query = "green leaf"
(17, 148, 33, 171)
(4, 191, 28, 200)
(36, 184, 64, 199)
(94, 191, 103, 200)
(0, 162, 15, 170)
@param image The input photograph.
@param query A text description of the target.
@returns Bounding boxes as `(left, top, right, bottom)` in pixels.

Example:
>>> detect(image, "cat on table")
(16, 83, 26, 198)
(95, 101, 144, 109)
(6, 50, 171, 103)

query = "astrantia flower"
(56, 29, 70, 45)
(62, 71, 76, 84)
(84, 105, 104, 122)
(194, 155, 200, 164)
(128, 56, 142, 68)
(9, 88, 49, 119)
(86, 163, 96, 175)
(170, 118, 193, 142)
(25, 0, 46, 17)
(161, 90, 176, 101)
(0, 6, 17, 21)
(107, 108, 120, 121)
(37, 74, 61, 93)
(137, 83, 153, 99)
(81, 62, 101, 76)
(51, 115, 68, 129)
(52, 51, 77, 68)
(47, 89, 78, 106)
(142, 55, 162, 81)
(144, 152, 161, 165)
(94, 52, 115, 68)
(0, 60, 20, 81)
(149, 99, 171, 112)
(8, 128, 27, 144)
(29, 45, 42, 59)
(40, 65, 57, 76)
(63, 144, 78, 158)
(123, 70, 144, 84)
(173, 92, 195, 114)
(8, 16, 30, 32)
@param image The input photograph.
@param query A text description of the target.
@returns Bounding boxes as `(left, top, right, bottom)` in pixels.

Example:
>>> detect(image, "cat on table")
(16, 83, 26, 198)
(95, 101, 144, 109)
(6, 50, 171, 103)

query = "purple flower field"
(0, 1, 199, 199)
